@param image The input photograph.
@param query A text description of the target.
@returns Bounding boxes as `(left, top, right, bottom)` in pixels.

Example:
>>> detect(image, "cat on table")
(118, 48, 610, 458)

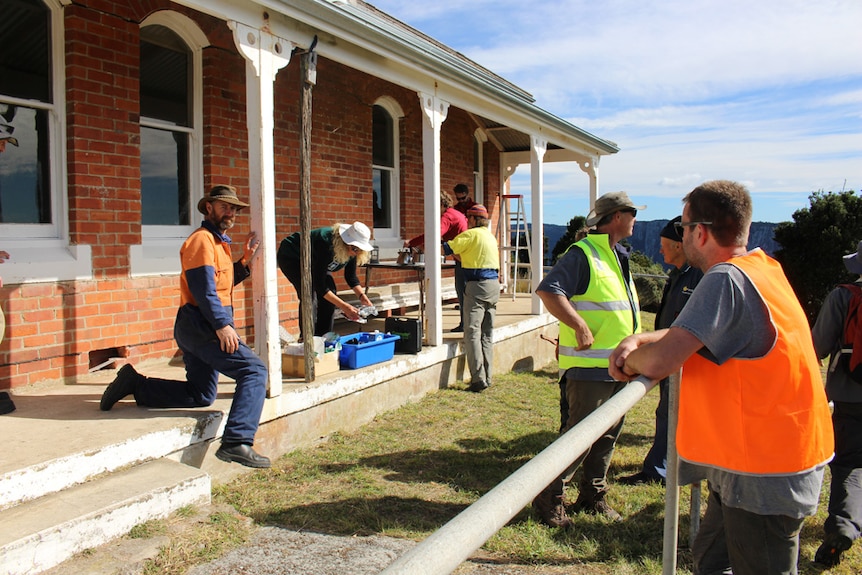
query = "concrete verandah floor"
(1, 292, 556, 492)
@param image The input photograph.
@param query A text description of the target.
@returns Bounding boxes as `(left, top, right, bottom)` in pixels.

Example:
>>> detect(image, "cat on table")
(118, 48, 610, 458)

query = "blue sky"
(367, 0, 862, 225)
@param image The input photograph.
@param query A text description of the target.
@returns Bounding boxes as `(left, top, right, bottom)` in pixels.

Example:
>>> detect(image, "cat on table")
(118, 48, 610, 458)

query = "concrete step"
(0, 458, 211, 575)
(0, 397, 223, 512)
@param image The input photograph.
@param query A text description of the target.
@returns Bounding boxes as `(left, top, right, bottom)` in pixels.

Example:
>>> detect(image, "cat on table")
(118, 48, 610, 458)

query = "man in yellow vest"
(533, 191, 644, 527)
(609, 180, 833, 575)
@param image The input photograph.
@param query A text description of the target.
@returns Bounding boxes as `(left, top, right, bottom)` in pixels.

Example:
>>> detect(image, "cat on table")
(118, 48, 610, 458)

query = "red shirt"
(407, 207, 468, 248)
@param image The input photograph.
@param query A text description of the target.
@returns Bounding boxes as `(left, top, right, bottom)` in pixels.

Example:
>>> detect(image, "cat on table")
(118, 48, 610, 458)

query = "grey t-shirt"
(672, 255, 825, 518)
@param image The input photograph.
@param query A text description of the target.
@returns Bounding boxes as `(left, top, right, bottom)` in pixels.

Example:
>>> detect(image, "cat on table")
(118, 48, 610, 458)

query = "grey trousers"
(542, 373, 626, 500)
(693, 486, 804, 575)
(825, 401, 862, 541)
(463, 279, 498, 387)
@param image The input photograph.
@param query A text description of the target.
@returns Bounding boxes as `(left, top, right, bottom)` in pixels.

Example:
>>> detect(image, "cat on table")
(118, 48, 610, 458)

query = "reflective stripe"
(559, 346, 612, 359)
(571, 299, 632, 312)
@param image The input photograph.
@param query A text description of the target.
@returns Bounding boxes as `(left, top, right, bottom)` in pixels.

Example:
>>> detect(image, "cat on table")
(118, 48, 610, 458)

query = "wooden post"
(299, 37, 318, 381)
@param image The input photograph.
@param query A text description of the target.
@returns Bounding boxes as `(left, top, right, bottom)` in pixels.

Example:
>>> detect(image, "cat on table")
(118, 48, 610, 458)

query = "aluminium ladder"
(496, 194, 532, 300)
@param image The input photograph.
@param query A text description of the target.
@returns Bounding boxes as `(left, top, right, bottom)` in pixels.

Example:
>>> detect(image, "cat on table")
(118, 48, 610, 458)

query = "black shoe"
(814, 533, 852, 567)
(0, 391, 15, 415)
(618, 471, 665, 486)
(100, 364, 141, 411)
(215, 443, 271, 469)
(468, 381, 488, 393)
(450, 324, 463, 333)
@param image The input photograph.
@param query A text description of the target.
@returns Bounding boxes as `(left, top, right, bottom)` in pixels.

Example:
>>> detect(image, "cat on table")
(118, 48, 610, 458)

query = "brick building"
(0, 0, 618, 391)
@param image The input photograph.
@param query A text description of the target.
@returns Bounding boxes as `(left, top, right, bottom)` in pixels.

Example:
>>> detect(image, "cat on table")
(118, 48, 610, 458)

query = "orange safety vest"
(677, 250, 833, 475)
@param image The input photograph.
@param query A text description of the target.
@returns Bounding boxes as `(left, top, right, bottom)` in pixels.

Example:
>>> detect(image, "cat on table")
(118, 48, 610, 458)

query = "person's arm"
(812, 287, 848, 360)
(537, 290, 594, 350)
(233, 231, 261, 284)
(609, 327, 703, 381)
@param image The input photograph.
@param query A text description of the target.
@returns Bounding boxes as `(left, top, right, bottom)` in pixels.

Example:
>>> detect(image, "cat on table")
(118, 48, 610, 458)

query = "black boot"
(100, 364, 142, 411)
(0, 391, 15, 415)
(571, 491, 622, 522)
(532, 489, 572, 528)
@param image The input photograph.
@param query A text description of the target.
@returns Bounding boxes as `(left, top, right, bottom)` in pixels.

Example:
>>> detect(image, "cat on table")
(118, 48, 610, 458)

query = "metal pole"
(662, 370, 681, 574)
(380, 376, 657, 575)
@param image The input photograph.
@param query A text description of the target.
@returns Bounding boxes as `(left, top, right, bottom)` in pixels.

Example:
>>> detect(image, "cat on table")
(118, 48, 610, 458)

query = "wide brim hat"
(844, 241, 862, 275)
(660, 216, 683, 242)
(197, 185, 249, 215)
(585, 191, 646, 227)
(338, 221, 374, 252)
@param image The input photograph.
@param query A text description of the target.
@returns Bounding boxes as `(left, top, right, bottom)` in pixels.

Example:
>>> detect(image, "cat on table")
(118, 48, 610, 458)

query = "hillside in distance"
(540, 220, 780, 267)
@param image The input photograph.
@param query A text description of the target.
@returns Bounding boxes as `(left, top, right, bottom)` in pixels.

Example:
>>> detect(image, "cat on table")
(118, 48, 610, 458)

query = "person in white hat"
(278, 222, 374, 336)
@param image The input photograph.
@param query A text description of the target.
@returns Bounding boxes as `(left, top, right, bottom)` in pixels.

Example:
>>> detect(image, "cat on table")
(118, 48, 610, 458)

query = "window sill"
(130, 240, 184, 277)
(0, 241, 93, 285)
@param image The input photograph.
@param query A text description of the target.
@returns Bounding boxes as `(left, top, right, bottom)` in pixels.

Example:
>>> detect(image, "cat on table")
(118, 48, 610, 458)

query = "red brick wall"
(0, 0, 503, 389)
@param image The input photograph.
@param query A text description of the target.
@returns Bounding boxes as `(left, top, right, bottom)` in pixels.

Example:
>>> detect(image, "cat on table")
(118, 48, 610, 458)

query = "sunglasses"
(674, 220, 713, 236)
(619, 208, 637, 217)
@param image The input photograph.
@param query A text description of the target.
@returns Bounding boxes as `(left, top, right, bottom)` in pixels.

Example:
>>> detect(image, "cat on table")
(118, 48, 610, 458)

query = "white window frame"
(131, 11, 207, 277)
(0, 0, 92, 285)
(371, 97, 403, 256)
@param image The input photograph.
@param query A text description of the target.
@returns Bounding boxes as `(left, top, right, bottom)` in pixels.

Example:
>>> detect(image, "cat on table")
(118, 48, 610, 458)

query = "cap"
(585, 191, 646, 227)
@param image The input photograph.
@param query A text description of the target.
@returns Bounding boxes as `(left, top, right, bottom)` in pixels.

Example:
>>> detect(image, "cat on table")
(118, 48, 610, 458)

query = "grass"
(146, 311, 860, 574)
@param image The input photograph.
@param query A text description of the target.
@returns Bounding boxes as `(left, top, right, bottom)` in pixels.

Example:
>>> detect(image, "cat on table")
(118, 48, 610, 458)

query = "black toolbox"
(385, 316, 422, 354)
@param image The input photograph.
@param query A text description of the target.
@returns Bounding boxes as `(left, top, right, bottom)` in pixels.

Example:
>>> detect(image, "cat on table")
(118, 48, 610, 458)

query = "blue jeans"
(134, 305, 267, 445)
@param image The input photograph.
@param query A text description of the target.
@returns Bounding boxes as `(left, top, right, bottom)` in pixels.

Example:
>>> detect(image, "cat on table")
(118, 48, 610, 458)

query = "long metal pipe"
(379, 376, 657, 575)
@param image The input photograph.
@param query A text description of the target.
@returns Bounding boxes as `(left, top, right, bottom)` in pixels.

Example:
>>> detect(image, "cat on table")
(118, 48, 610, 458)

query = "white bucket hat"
(338, 222, 374, 252)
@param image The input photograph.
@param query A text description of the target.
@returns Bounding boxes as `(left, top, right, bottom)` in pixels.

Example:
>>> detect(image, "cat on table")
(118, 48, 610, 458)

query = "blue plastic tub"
(338, 332, 400, 369)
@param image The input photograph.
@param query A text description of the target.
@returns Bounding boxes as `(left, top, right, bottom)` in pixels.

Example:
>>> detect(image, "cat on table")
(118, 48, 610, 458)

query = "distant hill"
(540, 220, 780, 267)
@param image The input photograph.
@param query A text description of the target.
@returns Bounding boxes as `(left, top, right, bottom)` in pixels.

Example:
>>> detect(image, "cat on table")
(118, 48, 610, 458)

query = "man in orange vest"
(609, 180, 833, 575)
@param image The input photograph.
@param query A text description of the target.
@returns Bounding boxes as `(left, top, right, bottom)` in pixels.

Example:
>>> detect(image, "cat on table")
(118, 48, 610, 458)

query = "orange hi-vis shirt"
(179, 225, 236, 329)
(678, 250, 834, 475)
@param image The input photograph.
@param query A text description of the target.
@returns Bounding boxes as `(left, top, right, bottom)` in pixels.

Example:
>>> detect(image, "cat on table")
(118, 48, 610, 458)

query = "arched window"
(371, 98, 402, 247)
(133, 12, 206, 275)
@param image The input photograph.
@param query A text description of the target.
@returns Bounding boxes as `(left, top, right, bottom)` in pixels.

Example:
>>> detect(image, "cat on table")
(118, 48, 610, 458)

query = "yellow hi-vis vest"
(558, 235, 640, 371)
(678, 250, 834, 474)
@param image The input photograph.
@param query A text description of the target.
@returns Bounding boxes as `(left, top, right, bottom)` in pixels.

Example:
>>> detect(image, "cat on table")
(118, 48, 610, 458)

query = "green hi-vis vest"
(558, 235, 640, 370)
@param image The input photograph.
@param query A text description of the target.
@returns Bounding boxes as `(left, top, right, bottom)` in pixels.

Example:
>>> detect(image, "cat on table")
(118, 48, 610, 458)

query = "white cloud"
(367, 0, 862, 223)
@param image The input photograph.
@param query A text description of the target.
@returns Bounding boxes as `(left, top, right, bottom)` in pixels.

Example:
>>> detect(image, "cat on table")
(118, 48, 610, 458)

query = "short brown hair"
(683, 180, 751, 247)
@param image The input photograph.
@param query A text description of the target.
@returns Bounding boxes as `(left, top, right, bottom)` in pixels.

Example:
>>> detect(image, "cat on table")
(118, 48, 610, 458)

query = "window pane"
(141, 27, 189, 126)
(141, 126, 190, 225)
(0, 0, 51, 102)
(372, 105, 393, 167)
(373, 167, 391, 229)
(0, 104, 51, 223)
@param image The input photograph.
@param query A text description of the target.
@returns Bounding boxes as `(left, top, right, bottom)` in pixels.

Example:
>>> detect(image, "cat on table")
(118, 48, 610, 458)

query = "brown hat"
(197, 185, 249, 215)
(586, 191, 646, 227)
